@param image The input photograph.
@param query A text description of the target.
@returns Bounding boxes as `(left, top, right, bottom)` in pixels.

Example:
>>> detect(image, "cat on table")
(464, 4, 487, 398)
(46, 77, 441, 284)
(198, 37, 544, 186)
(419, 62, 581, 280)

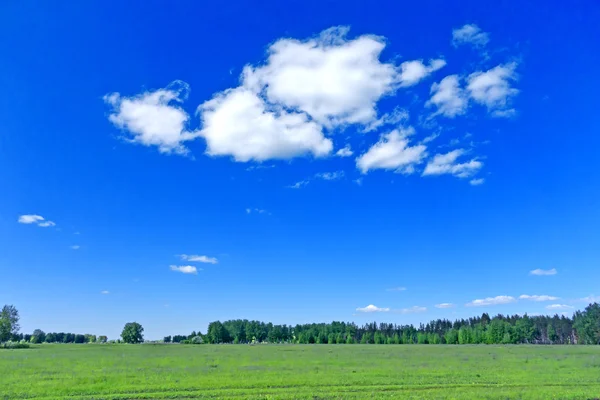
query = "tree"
(98, 336, 108, 343)
(0, 305, 20, 342)
(31, 329, 46, 344)
(163, 336, 172, 343)
(573, 303, 600, 344)
(121, 322, 144, 344)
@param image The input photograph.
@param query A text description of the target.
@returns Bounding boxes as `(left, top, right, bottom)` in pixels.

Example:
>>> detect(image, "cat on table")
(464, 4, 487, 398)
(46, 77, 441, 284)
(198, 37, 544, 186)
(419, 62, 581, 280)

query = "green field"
(2, 344, 600, 399)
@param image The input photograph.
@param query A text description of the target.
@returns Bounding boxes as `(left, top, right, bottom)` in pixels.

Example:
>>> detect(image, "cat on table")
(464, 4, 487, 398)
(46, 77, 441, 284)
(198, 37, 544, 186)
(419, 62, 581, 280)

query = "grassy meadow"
(1, 344, 600, 399)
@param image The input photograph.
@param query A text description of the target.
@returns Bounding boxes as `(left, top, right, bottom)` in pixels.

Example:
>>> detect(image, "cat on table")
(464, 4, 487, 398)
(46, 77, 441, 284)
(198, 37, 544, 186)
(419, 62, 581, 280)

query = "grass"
(1, 344, 600, 399)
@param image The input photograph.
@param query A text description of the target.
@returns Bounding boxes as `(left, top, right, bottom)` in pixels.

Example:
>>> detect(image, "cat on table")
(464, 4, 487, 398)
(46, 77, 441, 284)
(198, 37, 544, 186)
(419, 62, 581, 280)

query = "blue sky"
(1, 1, 599, 340)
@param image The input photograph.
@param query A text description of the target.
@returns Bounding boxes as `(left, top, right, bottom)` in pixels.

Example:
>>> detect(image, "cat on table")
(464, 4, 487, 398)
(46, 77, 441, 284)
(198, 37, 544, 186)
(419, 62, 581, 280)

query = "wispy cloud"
(423, 149, 482, 179)
(246, 208, 268, 215)
(579, 295, 600, 304)
(18, 214, 56, 228)
(470, 178, 485, 186)
(466, 295, 516, 307)
(397, 306, 427, 314)
(288, 171, 345, 189)
(519, 295, 559, 302)
(356, 304, 390, 313)
(435, 303, 455, 309)
(386, 287, 407, 292)
(546, 304, 573, 311)
(169, 265, 200, 275)
(70, 245, 80, 250)
(179, 254, 218, 264)
(530, 268, 557, 276)
(100, 290, 110, 295)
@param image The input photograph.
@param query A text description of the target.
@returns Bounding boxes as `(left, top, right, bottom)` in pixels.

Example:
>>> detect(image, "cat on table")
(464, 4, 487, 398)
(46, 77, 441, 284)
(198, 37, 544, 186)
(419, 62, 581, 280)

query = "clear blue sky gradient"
(1, 1, 599, 340)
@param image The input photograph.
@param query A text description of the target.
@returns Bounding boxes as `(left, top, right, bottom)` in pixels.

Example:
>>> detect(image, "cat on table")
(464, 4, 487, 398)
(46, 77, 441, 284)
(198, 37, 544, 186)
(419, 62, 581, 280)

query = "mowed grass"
(2, 344, 600, 399)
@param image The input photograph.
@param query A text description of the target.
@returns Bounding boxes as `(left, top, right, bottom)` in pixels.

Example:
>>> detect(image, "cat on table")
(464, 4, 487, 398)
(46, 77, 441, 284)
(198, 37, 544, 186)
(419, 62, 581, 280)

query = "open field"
(1, 344, 600, 399)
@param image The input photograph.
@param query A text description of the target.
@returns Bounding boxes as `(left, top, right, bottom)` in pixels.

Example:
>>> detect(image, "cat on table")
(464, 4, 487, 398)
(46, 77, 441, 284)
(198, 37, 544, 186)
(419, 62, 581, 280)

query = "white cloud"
(179, 254, 218, 264)
(356, 304, 390, 313)
(100, 290, 110, 295)
(246, 208, 268, 215)
(363, 107, 410, 132)
(356, 128, 427, 174)
(467, 63, 518, 116)
(452, 24, 490, 48)
(466, 295, 516, 307)
(530, 268, 557, 276)
(315, 171, 345, 181)
(426, 75, 468, 117)
(470, 178, 485, 186)
(288, 171, 344, 189)
(398, 306, 427, 314)
(169, 265, 199, 275)
(399, 59, 446, 87)
(18, 214, 56, 227)
(387, 287, 407, 292)
(37, 221, 56, 227)
(198, 87, 332, 162)
(104, 81, 198, 155)
(18, 215, 44, 224)
(546, 304, 574, 311)
(354, 178, 363, 186)
(242, 26, 403, 127)
(519, 295, 560, 302)
(580, 295, 600, 303)
(423, 149, 482, 178)
(435, 303, 455, 309)
(70, 245, 80, 250)
(335, 145, 354, 157)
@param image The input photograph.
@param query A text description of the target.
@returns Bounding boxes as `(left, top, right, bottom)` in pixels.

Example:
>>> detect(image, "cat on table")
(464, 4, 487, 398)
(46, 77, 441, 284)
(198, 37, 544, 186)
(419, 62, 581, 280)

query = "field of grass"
(1, 344, 600, 399)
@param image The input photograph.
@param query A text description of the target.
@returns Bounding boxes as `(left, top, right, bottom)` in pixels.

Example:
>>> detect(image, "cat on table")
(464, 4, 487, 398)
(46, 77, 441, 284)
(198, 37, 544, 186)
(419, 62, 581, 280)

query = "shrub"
(191, 336, 203, 344)
(1, 341, 30, 349)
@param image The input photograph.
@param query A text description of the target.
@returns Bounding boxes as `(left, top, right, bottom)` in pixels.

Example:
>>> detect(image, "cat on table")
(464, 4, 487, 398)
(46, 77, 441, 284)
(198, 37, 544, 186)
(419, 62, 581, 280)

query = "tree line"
(168, 303, 600, 345)
(2, 303, 599, 345)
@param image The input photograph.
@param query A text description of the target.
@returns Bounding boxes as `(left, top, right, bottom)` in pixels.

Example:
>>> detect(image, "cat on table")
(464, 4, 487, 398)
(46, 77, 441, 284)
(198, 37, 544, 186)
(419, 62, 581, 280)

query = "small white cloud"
(74, 231, 81, 235)
(315, 171, 345, 181)
(579, 295, 600, 303)
(70, 245, 80, 250)
(530, 268, 557, 276)
(546, 304, 573, 311)
(356, 304, 390, 313)
(104, 81, 198, 155)
(287, 180, 310, 189)
(519, 295, 560, 302)
(335, 145, 354, 157)
(399, 59, 446, 87)
(356, 128, 427, 174)
(467, 63, 518, 116)
(18, 215, 44, 224)
(354, 178, 363, 186)
(435, 303, 455, 309)
(179, 254, 218, 264)
(452, 24, 490, 48)
(169, 265, 199, 275)
(100, 290, 110, 295)
(386, 287, 407, 292)
(470, 178, 485, 186)
(18, 214, 56, 228)
(398, 306, 427, 314)
(426, 75, 468, 118)
(423, 149, 482, 178)
(466, 295, 516, 307)
(246, 208, 268, 215)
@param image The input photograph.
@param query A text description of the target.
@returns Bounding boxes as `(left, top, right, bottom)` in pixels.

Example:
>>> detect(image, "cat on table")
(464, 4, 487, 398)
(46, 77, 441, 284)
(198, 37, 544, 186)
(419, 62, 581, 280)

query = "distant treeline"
(10, 330, 108, 344)
(165, 303, 600, 345)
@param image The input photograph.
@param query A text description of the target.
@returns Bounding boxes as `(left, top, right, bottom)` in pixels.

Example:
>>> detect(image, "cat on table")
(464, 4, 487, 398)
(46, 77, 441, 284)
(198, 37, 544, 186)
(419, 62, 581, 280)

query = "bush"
(191, 336, 203, 344)
(1, 341, 30, 349)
